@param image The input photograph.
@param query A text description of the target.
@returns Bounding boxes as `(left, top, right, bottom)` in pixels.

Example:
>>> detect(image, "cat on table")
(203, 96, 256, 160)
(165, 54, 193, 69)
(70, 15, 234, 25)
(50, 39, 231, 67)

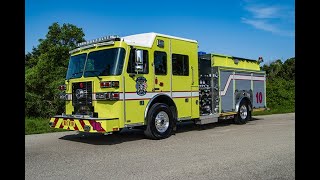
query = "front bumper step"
(49, 117, 119, 133)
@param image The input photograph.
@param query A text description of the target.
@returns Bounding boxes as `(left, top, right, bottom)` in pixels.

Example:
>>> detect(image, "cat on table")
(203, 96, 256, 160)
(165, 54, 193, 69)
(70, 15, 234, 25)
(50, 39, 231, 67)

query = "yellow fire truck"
(49, 32, 266, 139)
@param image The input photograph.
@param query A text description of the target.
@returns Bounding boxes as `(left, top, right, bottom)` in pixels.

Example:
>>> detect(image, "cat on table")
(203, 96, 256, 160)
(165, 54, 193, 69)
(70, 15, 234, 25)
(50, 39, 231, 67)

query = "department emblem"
(136, 77, 147, 96)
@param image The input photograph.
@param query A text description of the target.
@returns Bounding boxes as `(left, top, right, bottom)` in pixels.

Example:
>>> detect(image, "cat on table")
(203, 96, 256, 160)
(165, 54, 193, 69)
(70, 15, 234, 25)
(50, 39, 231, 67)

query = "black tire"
(234, 100, 251, 124)
(144, 103, 174, 140)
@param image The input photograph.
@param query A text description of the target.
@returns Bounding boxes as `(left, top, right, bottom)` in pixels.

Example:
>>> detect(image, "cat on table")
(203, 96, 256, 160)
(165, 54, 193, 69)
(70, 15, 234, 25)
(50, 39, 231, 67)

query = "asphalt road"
(25, 113, 295, 180)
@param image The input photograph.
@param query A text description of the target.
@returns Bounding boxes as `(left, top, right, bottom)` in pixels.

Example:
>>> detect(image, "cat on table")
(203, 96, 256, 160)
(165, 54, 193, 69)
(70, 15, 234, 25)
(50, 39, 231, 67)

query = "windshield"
(66, 48, 126, 80)
(66, 53, 87, 79)
(84, 48, 126, 77)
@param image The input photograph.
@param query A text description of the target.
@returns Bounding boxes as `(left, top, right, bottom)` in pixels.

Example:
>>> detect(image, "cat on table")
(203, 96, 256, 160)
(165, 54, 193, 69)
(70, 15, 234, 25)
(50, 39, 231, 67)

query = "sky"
(25, 0, 295, 64)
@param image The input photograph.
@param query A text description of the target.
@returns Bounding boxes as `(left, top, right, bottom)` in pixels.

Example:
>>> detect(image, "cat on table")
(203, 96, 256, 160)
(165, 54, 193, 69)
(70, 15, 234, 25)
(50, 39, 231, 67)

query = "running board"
(196, 114, 219, 125)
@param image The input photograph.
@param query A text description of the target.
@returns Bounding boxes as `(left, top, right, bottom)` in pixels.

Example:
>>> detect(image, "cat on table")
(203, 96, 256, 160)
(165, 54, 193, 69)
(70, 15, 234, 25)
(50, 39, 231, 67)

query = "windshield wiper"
(68, 71, 84, 80)
(72, 71, 83, 77)
(85, 70, 102, 81)
(67, 71, 82, 82)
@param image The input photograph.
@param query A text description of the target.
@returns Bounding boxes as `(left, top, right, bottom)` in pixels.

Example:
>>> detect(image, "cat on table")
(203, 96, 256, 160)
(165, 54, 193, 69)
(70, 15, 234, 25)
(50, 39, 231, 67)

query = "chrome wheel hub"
(240, 105, 248, 119)
(155, 111, 169, 133)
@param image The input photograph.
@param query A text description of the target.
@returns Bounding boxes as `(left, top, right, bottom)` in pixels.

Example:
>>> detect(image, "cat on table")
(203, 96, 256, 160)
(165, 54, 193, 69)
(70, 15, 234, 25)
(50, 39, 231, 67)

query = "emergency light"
(100, 81, 119, 88)
(69, 35, 120, 54)
(77, 35, 120, 47)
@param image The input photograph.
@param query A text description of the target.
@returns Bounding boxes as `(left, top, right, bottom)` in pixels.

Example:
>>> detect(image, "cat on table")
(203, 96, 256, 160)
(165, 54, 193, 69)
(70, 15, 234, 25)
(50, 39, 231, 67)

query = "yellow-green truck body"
(50, 33, 266, 139)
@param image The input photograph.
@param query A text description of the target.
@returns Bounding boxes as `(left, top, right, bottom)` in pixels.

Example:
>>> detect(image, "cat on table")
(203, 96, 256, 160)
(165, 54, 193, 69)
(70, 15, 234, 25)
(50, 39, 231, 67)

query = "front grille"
(72, 81, 93, 106)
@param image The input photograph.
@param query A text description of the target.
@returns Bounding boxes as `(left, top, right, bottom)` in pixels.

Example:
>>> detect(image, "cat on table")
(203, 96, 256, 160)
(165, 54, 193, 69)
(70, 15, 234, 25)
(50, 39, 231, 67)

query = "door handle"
(191, 66, 194, 85)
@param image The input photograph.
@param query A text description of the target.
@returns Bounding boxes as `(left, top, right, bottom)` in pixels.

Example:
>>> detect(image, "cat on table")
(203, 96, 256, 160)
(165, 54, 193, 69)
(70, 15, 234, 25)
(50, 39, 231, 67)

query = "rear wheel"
(144, 103, 174, 139)
(234, 100, 251, 124)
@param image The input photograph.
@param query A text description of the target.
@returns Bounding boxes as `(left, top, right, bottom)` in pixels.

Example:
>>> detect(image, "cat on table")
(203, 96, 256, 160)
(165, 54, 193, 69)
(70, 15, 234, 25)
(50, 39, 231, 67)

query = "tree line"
(25, 22, 295, 118)
(261, 58, 295, 112)
(25, 22, 85, 117)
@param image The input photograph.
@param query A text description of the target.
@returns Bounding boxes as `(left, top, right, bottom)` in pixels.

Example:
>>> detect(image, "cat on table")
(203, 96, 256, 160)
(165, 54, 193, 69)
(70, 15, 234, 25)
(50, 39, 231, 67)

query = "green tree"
(280, 57, 295, 80)
(25, 22, 85, 117)
(261, 57, 295, 112)
(263, 59, 283, 80)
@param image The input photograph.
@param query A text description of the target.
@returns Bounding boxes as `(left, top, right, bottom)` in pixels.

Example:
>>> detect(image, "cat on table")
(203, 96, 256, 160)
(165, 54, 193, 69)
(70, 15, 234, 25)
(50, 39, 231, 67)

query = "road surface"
(25, 113, 295, 180)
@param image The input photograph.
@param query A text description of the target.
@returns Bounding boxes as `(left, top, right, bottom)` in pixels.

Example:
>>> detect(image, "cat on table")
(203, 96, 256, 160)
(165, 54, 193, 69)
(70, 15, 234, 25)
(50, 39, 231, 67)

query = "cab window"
(172, 54, 189, 76)
(154, 51, 167, 75)
(127, 49, 149, 74)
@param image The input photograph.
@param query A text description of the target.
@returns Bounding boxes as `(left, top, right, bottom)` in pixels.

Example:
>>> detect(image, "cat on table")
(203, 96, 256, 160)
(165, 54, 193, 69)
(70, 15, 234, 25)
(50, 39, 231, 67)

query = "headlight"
(59, 93, 69, 100)
(95, 93, 109, 100)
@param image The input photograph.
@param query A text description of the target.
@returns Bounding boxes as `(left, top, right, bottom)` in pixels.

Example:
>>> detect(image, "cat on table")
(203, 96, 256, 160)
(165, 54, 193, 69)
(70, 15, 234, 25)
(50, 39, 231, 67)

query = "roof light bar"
(77, 35, 120, 47)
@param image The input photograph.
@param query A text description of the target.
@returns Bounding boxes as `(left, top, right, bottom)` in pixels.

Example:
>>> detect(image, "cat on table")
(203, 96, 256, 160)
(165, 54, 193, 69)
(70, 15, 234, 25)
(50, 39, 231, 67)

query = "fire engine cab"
(50, 32, 267, 139)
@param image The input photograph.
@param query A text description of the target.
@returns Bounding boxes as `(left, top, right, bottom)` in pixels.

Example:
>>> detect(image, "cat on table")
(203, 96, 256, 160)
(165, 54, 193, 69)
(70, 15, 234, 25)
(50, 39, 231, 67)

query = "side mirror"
(258, 57, 264, 64)
(135, 49, 144, 72)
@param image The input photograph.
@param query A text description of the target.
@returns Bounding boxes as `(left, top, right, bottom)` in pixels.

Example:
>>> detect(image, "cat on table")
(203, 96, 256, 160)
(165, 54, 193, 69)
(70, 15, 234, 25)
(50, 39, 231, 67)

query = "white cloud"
(246, 6, 280, 19)
(241, 18, 294, 37)
(241, 1, 294, 37)
(242, 18, 276, 32)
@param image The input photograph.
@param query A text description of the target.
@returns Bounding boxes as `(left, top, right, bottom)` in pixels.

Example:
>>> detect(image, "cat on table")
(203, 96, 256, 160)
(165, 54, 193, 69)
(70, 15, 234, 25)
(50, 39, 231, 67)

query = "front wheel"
(144, 103, 174, 140)
(234, 100, 251, 124)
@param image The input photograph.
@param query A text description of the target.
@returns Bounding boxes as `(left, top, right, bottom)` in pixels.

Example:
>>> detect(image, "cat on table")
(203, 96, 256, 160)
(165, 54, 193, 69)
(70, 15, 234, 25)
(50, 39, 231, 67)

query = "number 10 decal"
(256, 92, 263, 103)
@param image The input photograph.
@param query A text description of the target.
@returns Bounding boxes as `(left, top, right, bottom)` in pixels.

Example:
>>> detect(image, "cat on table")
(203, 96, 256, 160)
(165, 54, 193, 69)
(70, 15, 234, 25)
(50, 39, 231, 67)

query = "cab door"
(124, 48, 153, 126)
(171, 53, 192, 119)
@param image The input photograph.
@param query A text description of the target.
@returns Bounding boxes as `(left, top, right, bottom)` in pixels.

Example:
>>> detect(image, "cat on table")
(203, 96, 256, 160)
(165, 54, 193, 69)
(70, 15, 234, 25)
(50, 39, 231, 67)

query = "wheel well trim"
(235, 97, 252, 112)
(144, 94, 177, 124)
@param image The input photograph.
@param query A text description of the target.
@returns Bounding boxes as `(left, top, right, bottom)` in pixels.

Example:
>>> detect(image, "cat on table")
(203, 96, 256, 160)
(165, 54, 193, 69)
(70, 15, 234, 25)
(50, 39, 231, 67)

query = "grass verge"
(253, 107, 295, 116)
(25, 117, 66, 135)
